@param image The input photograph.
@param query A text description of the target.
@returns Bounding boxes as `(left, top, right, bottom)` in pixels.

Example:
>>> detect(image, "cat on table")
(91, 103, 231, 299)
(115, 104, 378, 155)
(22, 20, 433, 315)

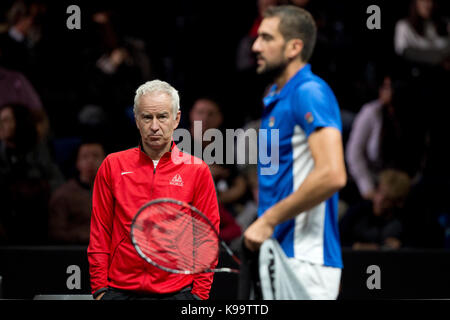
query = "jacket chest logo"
(170, 174, 184, 187)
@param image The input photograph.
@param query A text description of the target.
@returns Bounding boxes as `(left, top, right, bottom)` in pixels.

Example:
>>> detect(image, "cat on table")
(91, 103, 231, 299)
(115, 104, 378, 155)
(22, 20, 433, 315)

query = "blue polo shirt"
(258, 64, 343, 268)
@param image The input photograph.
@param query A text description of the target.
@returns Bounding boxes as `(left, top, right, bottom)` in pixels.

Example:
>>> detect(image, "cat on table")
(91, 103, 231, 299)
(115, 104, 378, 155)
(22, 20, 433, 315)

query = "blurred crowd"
(0, 0, 449, 250)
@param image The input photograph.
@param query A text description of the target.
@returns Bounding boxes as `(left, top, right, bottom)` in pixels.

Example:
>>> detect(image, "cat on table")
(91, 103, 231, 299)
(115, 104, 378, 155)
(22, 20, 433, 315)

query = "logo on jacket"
(170, 174, 184, 187)
(304, 112, 314, 124)
(268, 116, 275, 127)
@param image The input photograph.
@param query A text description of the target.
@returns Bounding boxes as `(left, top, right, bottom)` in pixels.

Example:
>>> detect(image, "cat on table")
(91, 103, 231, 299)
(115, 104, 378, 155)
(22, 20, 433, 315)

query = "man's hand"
(243, 213, 275, 251)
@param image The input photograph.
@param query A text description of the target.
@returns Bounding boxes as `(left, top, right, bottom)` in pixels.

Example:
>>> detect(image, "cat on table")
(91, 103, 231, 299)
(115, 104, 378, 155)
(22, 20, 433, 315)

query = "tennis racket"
(131, 198, 240, 274)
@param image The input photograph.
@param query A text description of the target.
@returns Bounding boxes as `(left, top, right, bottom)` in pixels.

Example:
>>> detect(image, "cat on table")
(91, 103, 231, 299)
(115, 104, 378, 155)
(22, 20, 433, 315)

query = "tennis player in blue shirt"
(243, 5, 347, 299)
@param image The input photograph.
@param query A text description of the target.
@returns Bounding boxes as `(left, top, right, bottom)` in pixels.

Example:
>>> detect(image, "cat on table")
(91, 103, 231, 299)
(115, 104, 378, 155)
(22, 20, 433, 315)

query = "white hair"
(133, 80, 180, 119)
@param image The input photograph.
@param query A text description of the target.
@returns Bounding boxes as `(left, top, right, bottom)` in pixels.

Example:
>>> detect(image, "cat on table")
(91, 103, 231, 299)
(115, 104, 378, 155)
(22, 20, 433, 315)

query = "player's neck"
(275, 60, 307, 91)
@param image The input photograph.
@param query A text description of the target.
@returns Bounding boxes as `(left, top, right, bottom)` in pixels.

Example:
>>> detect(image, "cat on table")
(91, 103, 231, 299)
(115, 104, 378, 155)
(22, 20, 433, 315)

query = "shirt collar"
(263, 64, 312, 107)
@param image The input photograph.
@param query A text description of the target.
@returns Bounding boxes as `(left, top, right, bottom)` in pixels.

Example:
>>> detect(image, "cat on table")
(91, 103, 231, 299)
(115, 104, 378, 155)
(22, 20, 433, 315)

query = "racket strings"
(133, 202, 219, 273)
(160, 203, 218, 271)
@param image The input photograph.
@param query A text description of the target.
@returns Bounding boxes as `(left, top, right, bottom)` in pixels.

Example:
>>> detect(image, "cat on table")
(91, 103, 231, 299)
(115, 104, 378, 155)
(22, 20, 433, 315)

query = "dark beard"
(256, 59, 288, 82)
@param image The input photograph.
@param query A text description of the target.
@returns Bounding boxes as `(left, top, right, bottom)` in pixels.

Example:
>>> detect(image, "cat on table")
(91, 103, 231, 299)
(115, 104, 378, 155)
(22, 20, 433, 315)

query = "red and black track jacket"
(87, 143, 220, 299)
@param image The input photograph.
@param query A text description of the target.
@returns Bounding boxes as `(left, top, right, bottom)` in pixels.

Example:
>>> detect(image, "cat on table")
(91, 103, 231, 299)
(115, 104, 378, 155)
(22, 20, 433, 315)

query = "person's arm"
(244, 127, 347, 251)
(394, 19, 450, 65)
(402, 46, 450, 65)
(394, 20, 410, 56)
(346, 104, 378, 199)
(87, 157, 114, 299)
(190, 164, 220, 300)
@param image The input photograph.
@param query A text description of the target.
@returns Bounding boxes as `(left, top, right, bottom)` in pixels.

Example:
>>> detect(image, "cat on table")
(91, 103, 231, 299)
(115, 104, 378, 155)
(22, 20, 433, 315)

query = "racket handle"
(221, 240, 241, 265)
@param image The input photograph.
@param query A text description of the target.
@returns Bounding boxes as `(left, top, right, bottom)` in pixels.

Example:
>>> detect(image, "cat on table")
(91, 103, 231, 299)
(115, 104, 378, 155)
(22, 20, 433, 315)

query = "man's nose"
(150, 119, 160, 131)
(252, 37, 261, 53)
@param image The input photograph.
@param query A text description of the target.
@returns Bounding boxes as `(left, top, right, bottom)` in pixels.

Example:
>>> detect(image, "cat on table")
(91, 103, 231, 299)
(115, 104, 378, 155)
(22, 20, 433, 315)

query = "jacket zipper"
(143, 163, 156, 288)
(149, 164, 156, 199)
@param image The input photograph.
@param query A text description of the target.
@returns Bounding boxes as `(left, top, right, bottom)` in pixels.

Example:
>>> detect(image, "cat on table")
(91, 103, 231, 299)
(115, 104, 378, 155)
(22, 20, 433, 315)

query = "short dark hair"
(76, 138, 107, 158)
(264, 5, 317, 62)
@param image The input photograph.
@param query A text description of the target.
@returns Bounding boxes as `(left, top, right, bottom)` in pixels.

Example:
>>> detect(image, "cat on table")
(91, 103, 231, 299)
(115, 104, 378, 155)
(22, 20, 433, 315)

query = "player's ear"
(174, 111, 181, 129)
(135, 112, 139, 128)
(286, 38, 304, 60)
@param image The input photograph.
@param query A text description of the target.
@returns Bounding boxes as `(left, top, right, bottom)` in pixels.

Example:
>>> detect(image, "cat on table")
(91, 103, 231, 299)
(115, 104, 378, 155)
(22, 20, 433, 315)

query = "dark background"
(1, 0, 449, 300)
(3, 0, 446, 139)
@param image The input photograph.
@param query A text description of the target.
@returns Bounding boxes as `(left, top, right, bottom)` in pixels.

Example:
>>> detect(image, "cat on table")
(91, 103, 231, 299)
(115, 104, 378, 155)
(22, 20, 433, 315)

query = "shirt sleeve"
(87, 157, 115, 294)
(190, 163, 220, 300)
(291, 81, 341, 137)
(345, 103, 378, 196)
(394, 20, 409, 56)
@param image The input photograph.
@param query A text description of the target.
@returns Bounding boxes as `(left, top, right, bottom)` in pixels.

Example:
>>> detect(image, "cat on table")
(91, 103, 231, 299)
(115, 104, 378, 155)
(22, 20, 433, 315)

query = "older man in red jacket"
(88, 80, 220, 300)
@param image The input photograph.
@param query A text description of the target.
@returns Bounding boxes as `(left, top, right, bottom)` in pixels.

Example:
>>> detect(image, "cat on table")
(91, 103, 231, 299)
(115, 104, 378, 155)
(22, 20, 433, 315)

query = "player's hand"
(243, 214, 275, 252)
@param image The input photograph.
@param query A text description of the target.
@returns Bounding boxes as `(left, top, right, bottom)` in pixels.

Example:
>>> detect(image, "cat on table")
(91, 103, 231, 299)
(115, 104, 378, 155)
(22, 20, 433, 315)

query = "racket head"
(131, 198, 220, 274)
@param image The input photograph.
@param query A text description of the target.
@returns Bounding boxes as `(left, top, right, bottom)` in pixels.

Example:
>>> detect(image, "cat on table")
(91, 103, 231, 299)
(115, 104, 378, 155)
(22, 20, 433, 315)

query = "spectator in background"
(218, 203, 242, 246)
(82, 9, 152, 118)
(186, 98, 246, 246)
(233, 119, 260, 234)
(236, 0, 278, 72)
(0, 0, 46, 82)
(0, 66, 42, 110)
(79, 8, 154, 150)
(339, 169, 411, 250)
(0, 66, 49, 142)
(346, 75, 393, 200)
(0, 104, 64, 244)
(235, 165, 259, 232)
(189, 97, 224, 150)
(48, 141, 106, 245)
(188, 98, 248, 209)
(394, 0, 450, 69)
(346, 77, 427, 201)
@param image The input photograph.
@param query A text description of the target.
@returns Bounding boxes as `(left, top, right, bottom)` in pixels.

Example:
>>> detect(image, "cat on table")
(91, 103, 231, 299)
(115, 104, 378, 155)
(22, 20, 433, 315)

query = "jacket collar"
(138, 140, 177, 164)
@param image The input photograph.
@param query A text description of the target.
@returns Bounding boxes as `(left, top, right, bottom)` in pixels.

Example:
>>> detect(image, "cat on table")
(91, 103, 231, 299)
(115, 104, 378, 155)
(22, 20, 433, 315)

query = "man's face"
(135, 92, 180, 153)
(76, 143, 105, 182)
(252, 17, 288, 75)
(0, 107, 16, 142)
(190, 99, 223, 134)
